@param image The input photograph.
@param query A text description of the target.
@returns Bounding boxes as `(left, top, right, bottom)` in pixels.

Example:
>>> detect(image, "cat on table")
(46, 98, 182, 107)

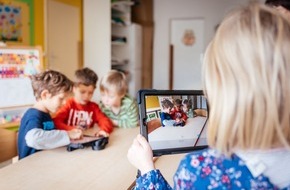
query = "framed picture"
(0, 2, 31, 45)
(157, 110, 162, 118)
(146, 111, 157, 121)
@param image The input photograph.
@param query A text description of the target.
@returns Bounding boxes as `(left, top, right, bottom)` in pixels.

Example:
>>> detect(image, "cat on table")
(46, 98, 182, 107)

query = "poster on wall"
(0, 4, 22, 42)
(170, 18, 204, 90)
(0, 46, 42, 108)
(0, 1, 30, 45)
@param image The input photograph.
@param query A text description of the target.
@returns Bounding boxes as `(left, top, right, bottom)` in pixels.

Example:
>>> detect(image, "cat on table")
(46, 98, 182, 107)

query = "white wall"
(153, 0, 264, 90)
(83, 0, 265, 93)
(83, 0, 111, 102)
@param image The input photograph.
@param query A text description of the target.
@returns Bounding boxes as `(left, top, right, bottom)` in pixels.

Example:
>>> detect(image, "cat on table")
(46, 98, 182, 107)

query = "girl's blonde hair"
(203, 3, 290, 155)
(100, 70, 128, 96)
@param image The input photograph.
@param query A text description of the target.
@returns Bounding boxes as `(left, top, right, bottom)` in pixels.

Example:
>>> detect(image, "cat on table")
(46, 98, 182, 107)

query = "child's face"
(163, 107, 171, 113)
(100, 90, 123, 108)
(183, 104, 188, 112)
(175, 105, 182, 111)
(44, 92, 69, 113)
(73, 84, 95, 105)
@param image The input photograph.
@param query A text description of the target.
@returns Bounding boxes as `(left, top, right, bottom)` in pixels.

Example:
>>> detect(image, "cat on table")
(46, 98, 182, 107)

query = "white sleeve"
(25, 128, 70, 150)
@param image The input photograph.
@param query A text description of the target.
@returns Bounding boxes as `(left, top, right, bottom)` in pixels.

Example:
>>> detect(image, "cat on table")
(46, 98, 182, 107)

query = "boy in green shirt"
(99, 70, 138, 128)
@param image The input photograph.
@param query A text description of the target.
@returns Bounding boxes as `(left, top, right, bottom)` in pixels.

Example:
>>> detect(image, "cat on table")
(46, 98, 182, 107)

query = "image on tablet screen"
(144, 94, 208, 151)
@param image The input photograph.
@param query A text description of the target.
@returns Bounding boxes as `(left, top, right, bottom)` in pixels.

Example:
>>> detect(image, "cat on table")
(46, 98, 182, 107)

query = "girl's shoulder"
(177, 148, 280, 189)
(181, 148, 249, 173)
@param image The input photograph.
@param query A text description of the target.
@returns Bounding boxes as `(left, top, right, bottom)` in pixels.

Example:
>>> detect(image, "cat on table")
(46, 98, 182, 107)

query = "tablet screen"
(138, 90, 208, 156)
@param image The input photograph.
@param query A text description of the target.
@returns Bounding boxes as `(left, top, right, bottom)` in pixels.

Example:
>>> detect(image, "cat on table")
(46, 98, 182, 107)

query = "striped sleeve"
(117, 96, 139, 128)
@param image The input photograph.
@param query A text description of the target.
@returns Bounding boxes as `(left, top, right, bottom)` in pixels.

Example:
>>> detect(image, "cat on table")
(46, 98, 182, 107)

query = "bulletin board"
(0, 0, 30, 45)
(0, 46, 42, 108)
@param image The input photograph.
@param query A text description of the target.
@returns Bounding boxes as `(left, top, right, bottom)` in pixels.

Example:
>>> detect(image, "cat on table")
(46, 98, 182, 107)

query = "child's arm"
(160, 113, 165, 127)
(96, 130, 109, 137)
(181, 111, 188, 122)
(94, 104, 114, 133)
(25, 128, 81, 149)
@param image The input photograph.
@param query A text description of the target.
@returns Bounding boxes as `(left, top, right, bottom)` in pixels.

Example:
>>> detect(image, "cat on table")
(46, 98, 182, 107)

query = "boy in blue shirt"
(18, 70, 82, 159)
(160, 99, 175, 127)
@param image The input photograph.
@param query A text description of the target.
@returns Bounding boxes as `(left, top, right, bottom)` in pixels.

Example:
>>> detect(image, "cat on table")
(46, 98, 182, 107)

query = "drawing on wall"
(0, 48, 41, 78)
(147, 111, 157, 121)
(182, 29, 195, 46)
(0, 4, 22, 42)
(0, 47, 42, 108)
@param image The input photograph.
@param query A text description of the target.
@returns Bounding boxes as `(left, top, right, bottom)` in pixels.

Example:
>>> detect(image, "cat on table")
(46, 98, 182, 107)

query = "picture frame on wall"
(157, 110, 162, 118)
(0, 1, 31, 45)
(146, 111, 157, 121)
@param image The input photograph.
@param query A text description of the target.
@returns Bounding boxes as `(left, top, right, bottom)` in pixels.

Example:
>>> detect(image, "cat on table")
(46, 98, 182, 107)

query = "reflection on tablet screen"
(142, 92, 208, 154)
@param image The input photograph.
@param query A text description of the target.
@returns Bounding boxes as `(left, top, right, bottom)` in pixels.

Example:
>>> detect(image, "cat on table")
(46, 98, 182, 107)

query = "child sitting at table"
(18, 70, 82, 160)
(53, 67, 113, 137)
(160, 98, 175, 127)
(182, 99, 194, 118)
(171, 98, 188, 126)
(99, 70, 138, 128)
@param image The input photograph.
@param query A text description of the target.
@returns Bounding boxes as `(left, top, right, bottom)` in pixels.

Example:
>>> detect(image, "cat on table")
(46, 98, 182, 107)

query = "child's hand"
(112, 120, 119, 127)
(96, 130, 109, 137)
(67, 128, 83, 140)
(127, 134, 155, 175)
(77, 125, 86, 130)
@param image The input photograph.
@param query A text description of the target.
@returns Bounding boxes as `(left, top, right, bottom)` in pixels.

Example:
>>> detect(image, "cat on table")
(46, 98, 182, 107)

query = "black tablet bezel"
(137, 89, 209, 156)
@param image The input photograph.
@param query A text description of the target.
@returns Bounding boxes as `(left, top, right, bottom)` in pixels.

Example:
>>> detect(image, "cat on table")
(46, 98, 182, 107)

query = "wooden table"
(0, 127, 140, 190)
(0, 126, 202, 189)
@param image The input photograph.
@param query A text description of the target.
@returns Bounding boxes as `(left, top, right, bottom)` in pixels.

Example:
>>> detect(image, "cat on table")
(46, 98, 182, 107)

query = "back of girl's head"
(31, 70, 73, 100)
(203, 3, 290, 155)
(99, 70, 127, 96)
(74, 67, 98, 88)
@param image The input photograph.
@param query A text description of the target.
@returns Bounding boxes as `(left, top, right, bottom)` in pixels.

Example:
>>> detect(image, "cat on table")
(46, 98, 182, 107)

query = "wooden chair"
(147, 118, 162, 133)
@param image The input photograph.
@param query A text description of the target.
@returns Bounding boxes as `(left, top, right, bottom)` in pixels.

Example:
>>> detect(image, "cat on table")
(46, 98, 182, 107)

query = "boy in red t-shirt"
(53, 67, 113, 137)
(170, 98, 188, 126)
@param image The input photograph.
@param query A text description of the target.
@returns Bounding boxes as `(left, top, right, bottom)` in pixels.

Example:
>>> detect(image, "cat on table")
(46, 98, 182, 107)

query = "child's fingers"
(136, 134, 150, 148)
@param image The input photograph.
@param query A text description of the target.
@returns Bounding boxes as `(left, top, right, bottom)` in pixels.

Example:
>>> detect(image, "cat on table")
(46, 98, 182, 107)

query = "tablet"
(137, 89, 208, 156)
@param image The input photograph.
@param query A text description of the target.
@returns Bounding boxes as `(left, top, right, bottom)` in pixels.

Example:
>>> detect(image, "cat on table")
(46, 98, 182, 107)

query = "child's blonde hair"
(203, 3, 290, 155)
(100, 70, 127, 96)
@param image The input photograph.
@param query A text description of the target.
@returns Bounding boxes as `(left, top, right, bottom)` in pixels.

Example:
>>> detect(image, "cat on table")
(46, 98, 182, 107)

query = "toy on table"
(67, 127, 109, 152)
(67, 136, 109, 152)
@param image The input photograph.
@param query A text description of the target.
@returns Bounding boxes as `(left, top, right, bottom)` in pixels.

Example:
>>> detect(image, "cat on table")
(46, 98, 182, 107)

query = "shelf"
(111, 1, 133, 26)
(111, 20, 127, 26)
(111, 1, 142, 98)
(112, 41, 126, 46)
(111, 1, 134, 6)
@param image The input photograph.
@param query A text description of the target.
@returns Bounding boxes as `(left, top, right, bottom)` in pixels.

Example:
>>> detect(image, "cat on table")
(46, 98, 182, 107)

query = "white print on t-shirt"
(67, 109, 93, 128)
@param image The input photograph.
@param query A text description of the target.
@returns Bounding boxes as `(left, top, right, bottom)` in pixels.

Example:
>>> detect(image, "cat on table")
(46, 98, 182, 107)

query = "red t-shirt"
(53, 98, 113, 133)
(170, 108, 188, 121)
